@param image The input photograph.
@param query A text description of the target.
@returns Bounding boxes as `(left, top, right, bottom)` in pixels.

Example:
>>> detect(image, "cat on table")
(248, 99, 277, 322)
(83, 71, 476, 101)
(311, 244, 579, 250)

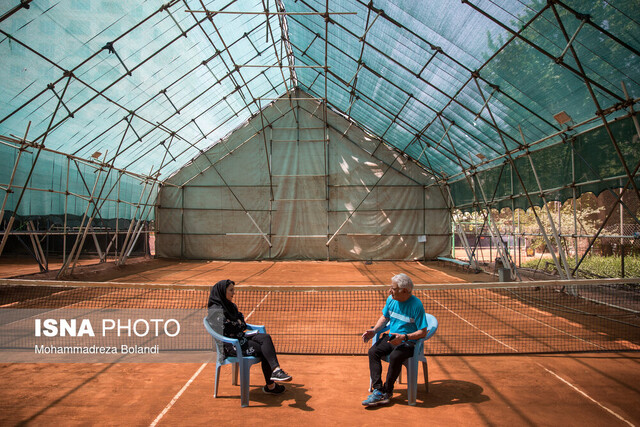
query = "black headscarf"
(207, 279, 240, 321)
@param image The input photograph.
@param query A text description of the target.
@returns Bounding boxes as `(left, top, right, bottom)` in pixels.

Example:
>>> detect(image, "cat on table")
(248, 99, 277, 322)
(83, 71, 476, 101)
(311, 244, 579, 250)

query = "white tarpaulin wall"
(157, 91, 449, 260)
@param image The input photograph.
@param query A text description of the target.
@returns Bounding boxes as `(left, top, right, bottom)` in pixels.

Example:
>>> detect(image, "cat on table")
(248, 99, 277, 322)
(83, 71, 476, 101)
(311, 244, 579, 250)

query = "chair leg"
(232, 362, 238, 386)
(406, 360, 417, 406)
(422, 360, 428, 393)
(239, 360, 250, 408)
(214, 364, 221, 397)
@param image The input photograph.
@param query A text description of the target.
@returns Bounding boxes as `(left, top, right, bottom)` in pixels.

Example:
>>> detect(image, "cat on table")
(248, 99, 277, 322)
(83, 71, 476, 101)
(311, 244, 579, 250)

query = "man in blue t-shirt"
(361, 273, 428, 407)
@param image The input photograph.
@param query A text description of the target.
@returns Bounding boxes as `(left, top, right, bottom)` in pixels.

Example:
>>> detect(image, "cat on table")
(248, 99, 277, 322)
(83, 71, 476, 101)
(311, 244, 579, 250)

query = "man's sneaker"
(270, 369, 292, 382)
(362, 389, 390, 407)
(262, 383, 285, 394)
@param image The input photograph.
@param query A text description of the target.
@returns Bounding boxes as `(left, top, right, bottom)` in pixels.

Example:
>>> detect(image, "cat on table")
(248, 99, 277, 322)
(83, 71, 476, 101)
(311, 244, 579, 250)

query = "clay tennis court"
(0, 259, 638, 426)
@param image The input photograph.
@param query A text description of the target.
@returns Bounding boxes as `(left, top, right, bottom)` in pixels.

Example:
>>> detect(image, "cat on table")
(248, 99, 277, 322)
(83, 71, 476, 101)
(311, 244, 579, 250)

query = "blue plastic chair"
(202, 317, 266, 407)
(369, 313, 438, 406)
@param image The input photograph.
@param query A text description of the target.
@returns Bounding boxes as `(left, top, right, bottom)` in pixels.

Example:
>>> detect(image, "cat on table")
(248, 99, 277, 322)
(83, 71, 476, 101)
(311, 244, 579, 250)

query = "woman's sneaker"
(270, 369, 292, 382)
(362, 389, 390, 406)
(263, 383, 285, 394)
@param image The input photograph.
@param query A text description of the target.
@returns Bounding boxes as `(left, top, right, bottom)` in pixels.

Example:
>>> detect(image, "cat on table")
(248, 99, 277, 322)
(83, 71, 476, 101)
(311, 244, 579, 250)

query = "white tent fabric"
(157, 91, 449, 260)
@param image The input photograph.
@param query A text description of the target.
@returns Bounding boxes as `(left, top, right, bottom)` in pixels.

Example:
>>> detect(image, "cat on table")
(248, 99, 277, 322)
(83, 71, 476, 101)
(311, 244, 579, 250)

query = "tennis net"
(1, 278, 639, 356)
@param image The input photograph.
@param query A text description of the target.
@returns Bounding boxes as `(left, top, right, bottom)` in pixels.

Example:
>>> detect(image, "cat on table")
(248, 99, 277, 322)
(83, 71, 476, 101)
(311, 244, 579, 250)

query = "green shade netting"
(0, 0, 638, 219)
(285, 0, 639, 190)
(1, 0, 291, 180)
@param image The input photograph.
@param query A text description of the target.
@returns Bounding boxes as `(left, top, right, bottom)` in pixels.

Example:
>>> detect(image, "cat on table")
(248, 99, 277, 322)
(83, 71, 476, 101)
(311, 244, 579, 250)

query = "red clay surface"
(9, 257, 496, 285)
(0, 259, 638, 426)
(0, 353, 638, 426)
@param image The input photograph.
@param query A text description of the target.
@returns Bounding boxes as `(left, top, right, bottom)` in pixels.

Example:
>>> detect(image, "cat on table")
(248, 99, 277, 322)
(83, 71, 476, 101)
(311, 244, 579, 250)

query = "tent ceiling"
(1, 0, 638, 185)
(1, 0, 294, 179)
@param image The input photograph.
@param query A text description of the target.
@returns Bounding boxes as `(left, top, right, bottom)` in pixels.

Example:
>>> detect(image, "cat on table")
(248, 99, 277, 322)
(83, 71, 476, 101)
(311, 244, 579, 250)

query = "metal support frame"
(57, 164, 105, 278)
(276, 100, 430, 251)
(262, 2, 298, 123)
(288, 0, 637, 214)
(298, 103, 425, 187)
(181, 105, 293, 186)
(0, 136, 161, 269)
(120, 211, 152, 266)
(26, 221, 47, 272)
(2, 0, 637, 268)
(557, 18, 587, 61)
(63, 156, 70, 264)
(565, 137, 640, 220)
(548, 3, 639, 202)
(1, 74, 73, 256)
(446, 106, 636, 185)
(463, 1, 624, 104)
(291, 39, 492, 175)
(66, 170, 121, 273)
(325, 92, 445, 249)
(287, 1, 532, 157)
(523, 144, 573, 279)
(14, 234, 45, 272)
(101, 41, 132, 76)
(292, 35, 493, 169)
(571, 144, 578, 270)
(103, 231, 119, 263)
(478, 77, 567, 275)
(325, 148, 401, 247)
(445, 186, 477, 269)
(1, 6, 278, 182)
(258, 100, 275, 203)
(0, 122, 31, 241)
(89, 226, 104, 262)
(185, 9, 355, 16)
(572, 156, 640, 276)
(323, 0, 330, 259)
(439, 116, 486, 269)
(116, 156, 165, 265)
(293, 45, 453, 181)
(116, 172, 154, 266)
(209, 162, 273, 249)
(347, 5, 379, 120)
(472, 170, 521, 281)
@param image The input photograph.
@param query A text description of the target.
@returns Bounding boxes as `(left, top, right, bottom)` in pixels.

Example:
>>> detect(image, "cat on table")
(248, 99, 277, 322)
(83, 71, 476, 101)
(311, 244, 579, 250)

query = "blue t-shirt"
(382, 294, 427, 338)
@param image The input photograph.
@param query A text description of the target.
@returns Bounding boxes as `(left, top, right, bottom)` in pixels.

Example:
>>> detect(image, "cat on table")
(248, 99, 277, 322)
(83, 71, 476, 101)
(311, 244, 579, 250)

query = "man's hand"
(362, 329, 376, 343)
(389, 334, 404, 346)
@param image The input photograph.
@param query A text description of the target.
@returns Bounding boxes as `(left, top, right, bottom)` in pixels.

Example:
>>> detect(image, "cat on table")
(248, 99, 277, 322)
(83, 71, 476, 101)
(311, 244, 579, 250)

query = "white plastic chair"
(203, 317, 266, 407)
(369, 313, 438, 405)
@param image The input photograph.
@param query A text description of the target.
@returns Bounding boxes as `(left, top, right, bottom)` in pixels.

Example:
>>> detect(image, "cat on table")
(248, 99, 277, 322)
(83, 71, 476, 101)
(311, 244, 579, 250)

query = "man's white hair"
(392, 273, 413, 291)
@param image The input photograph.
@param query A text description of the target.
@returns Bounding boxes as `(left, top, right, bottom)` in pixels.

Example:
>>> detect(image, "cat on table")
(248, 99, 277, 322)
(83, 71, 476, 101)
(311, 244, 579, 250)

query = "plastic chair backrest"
(424, 313, 438, 340)
(412, 313, 438, 359)
(373, 312, 438, 345)
(203, 317, 266, 363)
(203, 317, 230, 363)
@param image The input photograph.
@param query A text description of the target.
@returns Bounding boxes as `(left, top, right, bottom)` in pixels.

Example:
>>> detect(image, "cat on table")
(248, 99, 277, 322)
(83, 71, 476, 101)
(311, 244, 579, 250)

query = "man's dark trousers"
(368, 335, 415, 394)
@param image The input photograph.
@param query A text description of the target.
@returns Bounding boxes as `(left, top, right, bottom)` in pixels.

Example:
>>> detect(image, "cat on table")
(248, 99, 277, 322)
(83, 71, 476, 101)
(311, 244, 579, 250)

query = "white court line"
(426, 293, 518, 352)
(245, 291, 272, 321)
(538, 363, 635, 427)
(149, 293, 271, 426)
(0, 288, 74, 308)
(149, 362, 209, 427)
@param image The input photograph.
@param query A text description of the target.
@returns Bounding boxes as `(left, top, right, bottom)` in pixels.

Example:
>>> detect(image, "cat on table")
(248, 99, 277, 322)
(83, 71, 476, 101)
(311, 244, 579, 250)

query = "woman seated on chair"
(207, 279, 292, 394)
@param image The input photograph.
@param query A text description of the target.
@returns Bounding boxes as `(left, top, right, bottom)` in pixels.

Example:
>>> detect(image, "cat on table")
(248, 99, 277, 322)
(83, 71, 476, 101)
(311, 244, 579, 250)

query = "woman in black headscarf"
(208, 279, 292, 394)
